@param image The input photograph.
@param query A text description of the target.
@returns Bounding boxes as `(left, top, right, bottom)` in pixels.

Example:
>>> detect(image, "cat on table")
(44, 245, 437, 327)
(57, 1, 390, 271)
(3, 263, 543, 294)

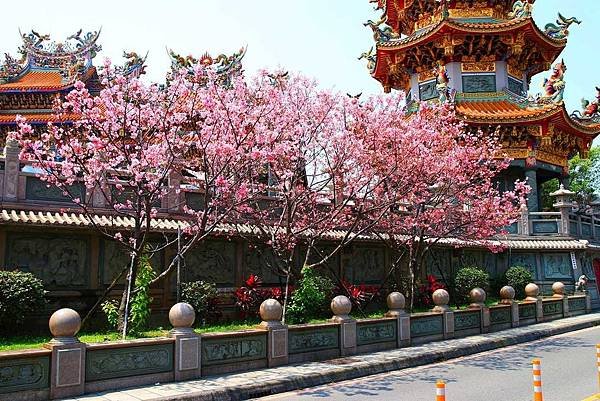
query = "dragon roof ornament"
(0, 29, 101, 83)
(167, 46, 246, 80)
(20, 29, 102, 67)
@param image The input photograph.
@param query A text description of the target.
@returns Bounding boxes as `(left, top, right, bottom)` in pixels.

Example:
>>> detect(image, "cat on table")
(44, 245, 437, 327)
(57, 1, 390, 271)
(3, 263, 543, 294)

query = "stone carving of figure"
(575, 274, 589, 292)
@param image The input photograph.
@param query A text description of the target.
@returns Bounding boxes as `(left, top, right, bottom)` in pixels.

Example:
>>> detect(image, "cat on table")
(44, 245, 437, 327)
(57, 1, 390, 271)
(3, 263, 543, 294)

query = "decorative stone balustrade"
(0, 288, 592, 400)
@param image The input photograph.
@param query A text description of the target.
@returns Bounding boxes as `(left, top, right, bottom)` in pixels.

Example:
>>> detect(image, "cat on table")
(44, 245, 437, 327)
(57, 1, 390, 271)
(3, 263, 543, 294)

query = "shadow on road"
(292, 333, 595, 399)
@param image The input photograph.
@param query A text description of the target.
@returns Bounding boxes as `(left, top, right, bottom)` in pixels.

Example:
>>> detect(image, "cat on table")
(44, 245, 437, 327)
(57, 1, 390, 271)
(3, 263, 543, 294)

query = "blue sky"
(0, 0, 598, 113)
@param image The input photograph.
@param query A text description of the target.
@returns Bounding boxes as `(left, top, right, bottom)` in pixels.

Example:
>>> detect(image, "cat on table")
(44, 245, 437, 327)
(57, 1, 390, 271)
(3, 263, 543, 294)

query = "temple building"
(362, 0, 600, 303)
(1, 11, 600, 324)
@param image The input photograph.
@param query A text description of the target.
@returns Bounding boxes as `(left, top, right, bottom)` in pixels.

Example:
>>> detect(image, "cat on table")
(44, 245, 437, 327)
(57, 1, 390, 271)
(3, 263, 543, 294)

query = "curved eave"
(371, 17, 566, 89)
(457, 101, 600, 140)
(377, 18, 566, 50)
(384, 0, 537, 34)
(0, 66, 97, 94)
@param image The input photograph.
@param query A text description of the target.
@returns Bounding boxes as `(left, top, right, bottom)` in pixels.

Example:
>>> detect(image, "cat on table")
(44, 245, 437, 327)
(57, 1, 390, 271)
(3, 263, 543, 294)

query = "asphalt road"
(253, 326, 600, 401)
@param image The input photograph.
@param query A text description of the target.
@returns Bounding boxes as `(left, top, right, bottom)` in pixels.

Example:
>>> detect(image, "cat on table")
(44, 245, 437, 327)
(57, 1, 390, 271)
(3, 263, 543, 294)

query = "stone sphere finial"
(330, 295, 352, 322)
(469, 287, 487, 308)
(259, 299, 283, 328)
(432, 289, 450, 312)
(385, 292, 407, 317)
(552, 281, 566, 298)
(525, 283, 540, 301)
(49, 308, 81, 343)
(499, 286, 516, 305)
(169, 302, 195, 333)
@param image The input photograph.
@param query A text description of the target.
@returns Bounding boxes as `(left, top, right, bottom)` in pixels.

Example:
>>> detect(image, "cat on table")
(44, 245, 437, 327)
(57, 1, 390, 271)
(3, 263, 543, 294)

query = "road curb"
(74, 314, 600, 401)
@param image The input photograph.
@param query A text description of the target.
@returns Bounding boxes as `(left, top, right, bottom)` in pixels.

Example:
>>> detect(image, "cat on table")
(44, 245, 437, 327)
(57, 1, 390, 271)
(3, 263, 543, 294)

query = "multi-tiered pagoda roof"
(0, 30, 104, 141)
(363, 0, 600, 172)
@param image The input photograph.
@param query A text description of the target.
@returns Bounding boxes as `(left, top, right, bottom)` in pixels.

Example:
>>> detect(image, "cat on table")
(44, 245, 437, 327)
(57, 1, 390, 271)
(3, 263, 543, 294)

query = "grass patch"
(0, 321, 263, 352)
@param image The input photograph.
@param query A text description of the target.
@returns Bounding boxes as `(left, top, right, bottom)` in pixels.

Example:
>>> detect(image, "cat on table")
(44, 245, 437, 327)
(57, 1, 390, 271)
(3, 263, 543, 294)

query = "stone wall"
(1, 225, 598, 323)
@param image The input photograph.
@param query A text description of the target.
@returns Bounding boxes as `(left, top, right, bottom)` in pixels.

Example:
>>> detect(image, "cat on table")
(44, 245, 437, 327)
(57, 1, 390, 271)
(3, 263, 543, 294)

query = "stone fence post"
(259, 299, 288, 367)
(499, 285, 519, 327)
(44, 308, 86, 400)
(525, 283, 543, 322)
(432, 289, 454, 340)
(330, 295, 356, 356)
(469, 288, 490, 333)
(169, 302, 201, 381)
(2, 139, 20, 202)
(551, 282, 569, 318)
(385, 292, 410, 347)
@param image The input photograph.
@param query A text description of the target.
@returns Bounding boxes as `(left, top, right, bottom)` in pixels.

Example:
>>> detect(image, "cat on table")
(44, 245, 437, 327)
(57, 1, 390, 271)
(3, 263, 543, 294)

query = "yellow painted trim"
(581, 394, 600, 401)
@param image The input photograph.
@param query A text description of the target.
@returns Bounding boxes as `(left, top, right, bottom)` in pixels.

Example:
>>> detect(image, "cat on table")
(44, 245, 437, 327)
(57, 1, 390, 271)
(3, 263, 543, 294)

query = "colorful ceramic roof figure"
(0, 30, 151, 145)
(0, 29, 105, 143)
(167, 46, 246, 86)
(362, 0, 600, 212)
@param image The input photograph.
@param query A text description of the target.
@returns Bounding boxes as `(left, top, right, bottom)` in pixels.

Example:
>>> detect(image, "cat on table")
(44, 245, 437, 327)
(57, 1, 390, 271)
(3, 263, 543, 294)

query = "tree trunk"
(117, 252, 139, 338)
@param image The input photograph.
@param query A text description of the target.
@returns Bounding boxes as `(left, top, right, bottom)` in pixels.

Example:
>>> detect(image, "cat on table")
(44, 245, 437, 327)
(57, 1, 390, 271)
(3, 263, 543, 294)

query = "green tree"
(541, 146, 600, 210)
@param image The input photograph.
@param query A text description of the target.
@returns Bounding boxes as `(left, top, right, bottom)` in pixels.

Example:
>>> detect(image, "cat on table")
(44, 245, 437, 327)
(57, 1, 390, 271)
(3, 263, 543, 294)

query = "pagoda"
(0, 30, 108, 146)
(362, 0, 600, 213)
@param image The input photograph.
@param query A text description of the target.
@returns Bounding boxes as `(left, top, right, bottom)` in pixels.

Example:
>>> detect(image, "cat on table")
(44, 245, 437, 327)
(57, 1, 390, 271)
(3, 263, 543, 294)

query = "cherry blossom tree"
(235, 73, 398, 319)
(10, 60, 270, 336)
(362, 99, 529, 309)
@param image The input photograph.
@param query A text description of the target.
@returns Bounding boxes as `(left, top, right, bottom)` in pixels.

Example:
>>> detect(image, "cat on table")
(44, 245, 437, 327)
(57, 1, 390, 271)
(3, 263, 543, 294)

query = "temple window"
(419, 79, 439, 101)
(462, 73, 497, 93)
(507, 76, 524, 95)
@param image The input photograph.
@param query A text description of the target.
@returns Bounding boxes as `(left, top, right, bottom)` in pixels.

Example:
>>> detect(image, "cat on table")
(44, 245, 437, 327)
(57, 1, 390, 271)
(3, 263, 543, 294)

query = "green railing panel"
(201, 333, 267, 366)
(542, 300, 563, 316)
(568, 297, 587, 312)
(490, 307, 511, 325)
(288, 327, 339, 355)
(454, 311, 481, 331)
(86, 343, 173, 382)
(519, 303, 537, 319)
(0, 356, 50, 394)
(357, 320, 397, 346)
(410, 314, 443, 338)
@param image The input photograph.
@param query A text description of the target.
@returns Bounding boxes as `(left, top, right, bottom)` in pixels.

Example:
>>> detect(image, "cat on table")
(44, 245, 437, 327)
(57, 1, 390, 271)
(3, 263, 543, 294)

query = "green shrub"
(454, 267, 490, 304)
(101, 252, 155, 334)
(0, 270, 46, 329)
(129, 254, 155, 334)
(505, 266, 534, 299)
(181, 280, 220, 324)
(286, 266, 334, 324)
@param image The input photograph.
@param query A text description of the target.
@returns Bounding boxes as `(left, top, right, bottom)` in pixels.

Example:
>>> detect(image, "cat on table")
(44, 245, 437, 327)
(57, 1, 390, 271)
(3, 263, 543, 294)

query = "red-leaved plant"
(415, 275, 446, 308)
(234, 275, 288, 319)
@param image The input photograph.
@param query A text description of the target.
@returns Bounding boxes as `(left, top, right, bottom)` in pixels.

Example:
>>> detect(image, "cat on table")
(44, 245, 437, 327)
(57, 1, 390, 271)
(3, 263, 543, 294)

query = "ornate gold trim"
(507, 63, 522, 79)
(418, 70, 436, 82)
(448, 7, 502, 19)
(461, 62, 496, 73)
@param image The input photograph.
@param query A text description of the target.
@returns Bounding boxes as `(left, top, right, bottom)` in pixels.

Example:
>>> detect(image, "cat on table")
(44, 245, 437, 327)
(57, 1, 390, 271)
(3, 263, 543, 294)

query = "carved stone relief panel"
(25, 177, 85, 203)
(244, 244, 287, 284)
(6, 233, 89, 287)
(100, 240, 163, 285)
(426, 249, 452, 277)
(183, 240, 236, 286)
(509, 253, 538, 280)
(459, 250, 483, 269)
(541, 253, 573, 280)
(342, 246, 386, 284)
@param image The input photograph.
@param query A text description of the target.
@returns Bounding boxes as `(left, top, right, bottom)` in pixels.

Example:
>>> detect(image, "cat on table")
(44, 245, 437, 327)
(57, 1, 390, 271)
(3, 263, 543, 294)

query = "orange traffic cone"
(532, 358, 543, 401)
(436, 380, 446, 401)
(596, 344, 600, 393)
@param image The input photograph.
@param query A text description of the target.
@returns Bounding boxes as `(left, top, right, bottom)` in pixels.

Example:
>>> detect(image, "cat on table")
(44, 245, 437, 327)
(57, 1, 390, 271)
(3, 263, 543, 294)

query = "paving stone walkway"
(62, 313, 600, 401)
